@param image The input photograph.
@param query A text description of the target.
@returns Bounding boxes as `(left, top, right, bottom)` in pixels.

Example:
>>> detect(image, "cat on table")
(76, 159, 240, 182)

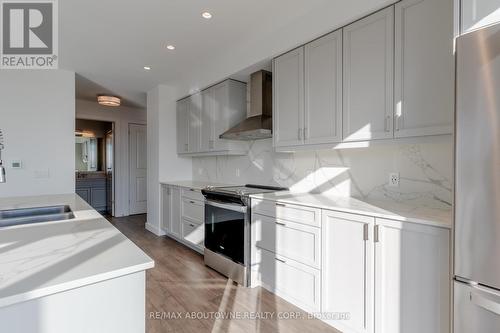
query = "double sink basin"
(0, 205, 75, 228)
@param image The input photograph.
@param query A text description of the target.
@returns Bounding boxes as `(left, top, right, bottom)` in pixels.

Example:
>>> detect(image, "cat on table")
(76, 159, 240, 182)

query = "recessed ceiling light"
(201, 11, 212, 19)
(143, 66, 151, 70)
(166, 45, 175, 50)
(97, 95, 121, 107)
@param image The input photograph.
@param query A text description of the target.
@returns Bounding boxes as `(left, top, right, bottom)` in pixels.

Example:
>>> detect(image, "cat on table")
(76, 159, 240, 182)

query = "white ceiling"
(60, 0, 394, 108)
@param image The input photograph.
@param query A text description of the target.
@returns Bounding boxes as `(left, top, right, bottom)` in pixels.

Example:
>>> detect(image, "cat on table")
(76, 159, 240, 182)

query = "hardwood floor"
(108, 214, 339, 333)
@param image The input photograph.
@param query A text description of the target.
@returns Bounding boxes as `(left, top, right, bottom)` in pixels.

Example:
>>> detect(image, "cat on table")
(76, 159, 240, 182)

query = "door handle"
(275, 257, 286, 263)
(275, 202, 286, 207)
(471, 292, 500, 316)
(374, 225, 380, 243)
(275, 221, 286, 226)
(363, 224, 369, 241)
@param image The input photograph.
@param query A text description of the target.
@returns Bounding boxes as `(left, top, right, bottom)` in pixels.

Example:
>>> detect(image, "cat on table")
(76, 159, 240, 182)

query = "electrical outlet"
(389, 172, 400, 187)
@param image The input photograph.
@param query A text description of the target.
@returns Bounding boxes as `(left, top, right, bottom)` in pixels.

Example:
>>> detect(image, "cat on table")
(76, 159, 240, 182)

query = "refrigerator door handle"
(471, 291, 500, 316)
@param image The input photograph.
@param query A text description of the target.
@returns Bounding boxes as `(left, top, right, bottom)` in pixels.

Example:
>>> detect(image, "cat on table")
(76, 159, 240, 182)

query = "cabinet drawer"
(252, 199, 321, 227)
(253, 214, 321, 268)
(182, 219, 204, 250)
(253, 247, 320, 312)
(182, 198, 204, 222)
(181, 188, 205, 202)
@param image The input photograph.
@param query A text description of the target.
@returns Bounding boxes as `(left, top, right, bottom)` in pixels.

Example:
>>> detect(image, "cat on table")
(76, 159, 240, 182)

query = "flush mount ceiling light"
(143, 66, 151, 70)
(166, 44, 175, 50)
(97, 95, 121, 107)
(201, 11, 212, 19)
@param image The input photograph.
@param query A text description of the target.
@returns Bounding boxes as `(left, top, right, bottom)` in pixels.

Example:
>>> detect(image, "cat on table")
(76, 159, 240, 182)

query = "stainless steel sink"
(0, 205, 75, 227)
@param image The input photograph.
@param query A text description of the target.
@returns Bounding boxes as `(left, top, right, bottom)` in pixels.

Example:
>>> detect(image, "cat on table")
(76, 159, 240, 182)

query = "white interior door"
(129, 124, 147, 215)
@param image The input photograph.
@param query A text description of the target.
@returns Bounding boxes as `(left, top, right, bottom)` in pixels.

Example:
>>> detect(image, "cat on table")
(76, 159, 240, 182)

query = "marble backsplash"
(192, 136, 453, 209)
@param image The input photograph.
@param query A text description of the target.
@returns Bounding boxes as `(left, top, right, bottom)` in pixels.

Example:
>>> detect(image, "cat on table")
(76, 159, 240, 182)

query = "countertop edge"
(0, 260, 154, 309)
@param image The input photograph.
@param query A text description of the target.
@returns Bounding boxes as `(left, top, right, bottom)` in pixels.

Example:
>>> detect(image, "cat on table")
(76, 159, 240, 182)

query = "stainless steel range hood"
(220, 70, 272, 140)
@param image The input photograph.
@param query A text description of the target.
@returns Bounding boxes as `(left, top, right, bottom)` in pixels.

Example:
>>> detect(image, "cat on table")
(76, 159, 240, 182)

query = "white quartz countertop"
(160, 180, 234, 190)
(0, 194, 154, 308)
(250, 192, 452, 228)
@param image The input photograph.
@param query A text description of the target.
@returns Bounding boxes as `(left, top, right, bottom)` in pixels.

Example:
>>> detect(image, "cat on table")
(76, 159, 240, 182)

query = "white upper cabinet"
(187, 93, 202, 153)
(394, 0, 454, 138)
(177, 80, 248, 156)
(176, 98, 189, 153)
(375, 218, 450, 333)
(273, 47, 304, 147)
(343, 7, 394, 142)
(200, 88, 214, 152)
(461, 0, 500, 33)
(304, 30, 343, 145)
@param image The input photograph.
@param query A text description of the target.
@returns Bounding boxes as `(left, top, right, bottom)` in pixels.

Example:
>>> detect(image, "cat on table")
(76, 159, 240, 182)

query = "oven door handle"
(205, 199, 247, 213)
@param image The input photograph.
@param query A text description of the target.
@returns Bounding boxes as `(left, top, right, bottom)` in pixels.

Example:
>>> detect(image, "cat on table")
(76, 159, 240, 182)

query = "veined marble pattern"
(192, 136, 453, 209)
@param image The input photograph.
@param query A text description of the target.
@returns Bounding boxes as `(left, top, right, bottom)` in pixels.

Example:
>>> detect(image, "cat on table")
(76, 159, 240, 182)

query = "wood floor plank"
(108, 214, 339, 333)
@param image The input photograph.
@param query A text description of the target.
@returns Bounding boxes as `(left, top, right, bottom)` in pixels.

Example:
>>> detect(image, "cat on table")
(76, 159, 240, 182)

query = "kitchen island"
(0, 194, 154, 333)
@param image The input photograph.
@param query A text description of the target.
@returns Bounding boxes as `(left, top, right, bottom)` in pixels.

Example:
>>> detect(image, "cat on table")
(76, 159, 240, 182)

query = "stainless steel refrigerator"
(455, 22, 500, 332)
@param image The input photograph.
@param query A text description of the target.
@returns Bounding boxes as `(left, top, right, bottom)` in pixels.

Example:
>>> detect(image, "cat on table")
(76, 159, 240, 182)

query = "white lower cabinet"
(322, 210, 375, 333)
(251, 199, 450, 333)
(170, 186, 182, 239)
(182, 219, 204, 251)
(253, 247, 321, 313)
(374, 218, 450, 333)
(161, 184, 203, 253)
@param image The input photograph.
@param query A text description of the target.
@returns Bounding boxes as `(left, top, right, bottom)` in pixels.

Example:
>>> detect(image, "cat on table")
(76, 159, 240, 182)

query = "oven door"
(204, 199, 247, 265)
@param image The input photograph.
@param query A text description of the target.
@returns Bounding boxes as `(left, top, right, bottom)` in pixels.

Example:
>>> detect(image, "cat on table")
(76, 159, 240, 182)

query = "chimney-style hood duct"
(220, 70, 272, 140)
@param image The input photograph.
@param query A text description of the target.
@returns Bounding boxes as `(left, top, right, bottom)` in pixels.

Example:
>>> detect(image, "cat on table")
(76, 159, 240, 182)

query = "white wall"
(146, 85, 192, 235)
(0, 70, 75, 198)
(76, 99, 146, 217)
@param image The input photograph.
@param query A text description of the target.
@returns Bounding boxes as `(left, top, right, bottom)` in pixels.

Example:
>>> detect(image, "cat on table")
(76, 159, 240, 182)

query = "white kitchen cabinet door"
(322, 210, 375, 333)
(169, 186, 182, 239)
(254, 247, 321, 313)
(273, 47, 304, 147)
(374, 218, 450, 333)
(304, 30, 343, 145)
(394, 0, 454, 138)
(161, 185, 171, 233)
(188, 93, 202, 153)
(461, 0, 500, 33)
(343, 7, 394, 142)
(201, 88, 215, 152)
(176, 98, 189, 154)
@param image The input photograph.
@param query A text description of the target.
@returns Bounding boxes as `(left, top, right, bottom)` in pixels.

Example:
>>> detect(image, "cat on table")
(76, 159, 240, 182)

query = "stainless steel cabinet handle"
(298, 128, 302, 140)
(189, 188, 195, 192)
(303, 127, 307, 139)
(276, 221, 286, 226)
(363, 224, 369, 241)
(275, 202, 286, 207)
(385, 115, 392, 132)
(189, 223, 195, 227)
(374, 225, 380, 243)
(189, 200, 195, 204)
(275, 257, 286, 263)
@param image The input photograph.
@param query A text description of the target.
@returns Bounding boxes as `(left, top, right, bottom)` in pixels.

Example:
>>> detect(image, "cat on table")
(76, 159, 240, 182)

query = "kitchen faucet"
(0, 130, 5, 183)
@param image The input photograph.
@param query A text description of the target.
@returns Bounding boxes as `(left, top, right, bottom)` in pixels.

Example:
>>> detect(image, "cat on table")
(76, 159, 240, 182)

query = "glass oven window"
(205, 203, 245, 264)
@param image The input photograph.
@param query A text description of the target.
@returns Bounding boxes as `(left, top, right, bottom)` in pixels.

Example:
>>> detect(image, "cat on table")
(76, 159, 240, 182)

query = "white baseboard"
(145, 222, 165, 236)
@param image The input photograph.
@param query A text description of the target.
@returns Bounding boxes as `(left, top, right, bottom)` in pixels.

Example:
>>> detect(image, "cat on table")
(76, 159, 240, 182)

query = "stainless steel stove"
(201, 184, 287, 286)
